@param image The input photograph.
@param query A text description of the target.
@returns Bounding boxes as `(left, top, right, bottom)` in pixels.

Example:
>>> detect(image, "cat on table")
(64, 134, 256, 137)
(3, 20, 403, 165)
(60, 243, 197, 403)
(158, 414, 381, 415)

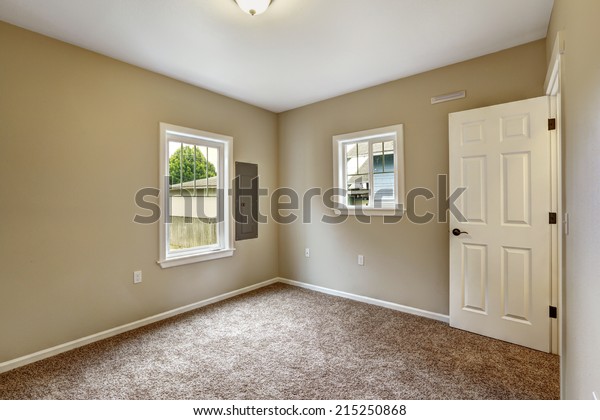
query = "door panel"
(501, 246, 531, 323)
(502, 152, 531, 226)
(462, 243, 488, 314)
(461, 156, 487, 224)
(449, 96, 551, 352)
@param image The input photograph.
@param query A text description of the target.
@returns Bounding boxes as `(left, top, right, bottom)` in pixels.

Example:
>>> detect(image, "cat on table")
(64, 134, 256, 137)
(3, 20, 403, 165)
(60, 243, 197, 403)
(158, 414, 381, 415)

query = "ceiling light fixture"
(235, 0, 272, 16)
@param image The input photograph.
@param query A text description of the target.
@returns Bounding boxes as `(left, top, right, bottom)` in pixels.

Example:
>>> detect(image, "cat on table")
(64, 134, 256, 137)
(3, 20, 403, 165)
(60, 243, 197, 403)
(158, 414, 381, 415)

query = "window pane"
(384, 153, 394, 172)
(373, 172, 394, 203)
(374, 140, 394, 204)
(197, 146, 204, 182)
(168, 140, 219, 251)
(374, 154, 394, 174)
(372, 142, 383, 154)
(168, 142, 182, 196)
(168, 214, 218, 251)
(373, 154, 384, 173)
(345, 143, 358, 175)
(207, 146, 219, 197)
(197, 146, 207, 196)
(357, 141, 369, 156)
(346, 156, 357, 175)
(347, 174, 369, 206)
(357, 141, 369, 175)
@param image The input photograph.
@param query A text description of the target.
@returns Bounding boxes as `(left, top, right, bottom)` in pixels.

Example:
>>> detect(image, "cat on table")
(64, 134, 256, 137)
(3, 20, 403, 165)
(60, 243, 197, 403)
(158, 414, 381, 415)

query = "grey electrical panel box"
(234, 162, 258, 241)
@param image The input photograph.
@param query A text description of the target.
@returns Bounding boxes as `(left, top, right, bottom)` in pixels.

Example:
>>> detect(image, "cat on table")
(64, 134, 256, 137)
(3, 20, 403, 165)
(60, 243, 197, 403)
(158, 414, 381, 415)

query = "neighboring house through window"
(332, 124, 405, 214)
(158, 123, 234, 268)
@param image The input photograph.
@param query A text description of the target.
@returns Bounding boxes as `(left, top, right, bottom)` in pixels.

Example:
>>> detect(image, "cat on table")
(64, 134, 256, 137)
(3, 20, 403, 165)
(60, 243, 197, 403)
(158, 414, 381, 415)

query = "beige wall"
(278, 40, 547, 315)
(0, 18, 560, 376)
(547, 0, 600, 400)
(0, 21, 279, 363)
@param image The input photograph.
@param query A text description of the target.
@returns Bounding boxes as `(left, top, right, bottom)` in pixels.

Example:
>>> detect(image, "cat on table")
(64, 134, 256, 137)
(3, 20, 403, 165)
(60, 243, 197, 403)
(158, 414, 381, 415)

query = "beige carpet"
(0, 283, 559, 400)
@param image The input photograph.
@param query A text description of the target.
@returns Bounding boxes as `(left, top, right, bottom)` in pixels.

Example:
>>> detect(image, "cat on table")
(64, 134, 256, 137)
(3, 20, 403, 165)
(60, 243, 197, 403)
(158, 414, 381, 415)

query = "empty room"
(1, 0, 599, 410)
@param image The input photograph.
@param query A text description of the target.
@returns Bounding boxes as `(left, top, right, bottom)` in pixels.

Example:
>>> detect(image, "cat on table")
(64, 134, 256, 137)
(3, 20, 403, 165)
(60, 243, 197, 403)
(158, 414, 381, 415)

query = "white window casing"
(158, 123, 234, 268)
(332, 124, 405, 216)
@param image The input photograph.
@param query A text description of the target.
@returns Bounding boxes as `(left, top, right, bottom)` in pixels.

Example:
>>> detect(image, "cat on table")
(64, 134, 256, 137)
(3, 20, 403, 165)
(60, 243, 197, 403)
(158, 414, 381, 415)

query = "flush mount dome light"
(235, 0, 272, 16)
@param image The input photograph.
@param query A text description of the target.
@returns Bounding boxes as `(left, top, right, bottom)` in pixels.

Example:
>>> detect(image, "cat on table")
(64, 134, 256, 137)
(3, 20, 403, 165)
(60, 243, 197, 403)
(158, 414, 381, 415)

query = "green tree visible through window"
(169, 145, 217, 185)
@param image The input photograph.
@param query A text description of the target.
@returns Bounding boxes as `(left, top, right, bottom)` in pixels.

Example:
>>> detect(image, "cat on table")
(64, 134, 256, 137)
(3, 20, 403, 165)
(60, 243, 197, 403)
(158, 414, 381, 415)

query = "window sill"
(158, 248, 235, 269)
(332, 207, 406, 217)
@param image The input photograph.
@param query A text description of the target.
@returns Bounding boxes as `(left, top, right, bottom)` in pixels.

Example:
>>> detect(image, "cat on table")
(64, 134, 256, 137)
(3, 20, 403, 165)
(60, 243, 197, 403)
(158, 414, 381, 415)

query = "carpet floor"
(0, 283, 559, 400)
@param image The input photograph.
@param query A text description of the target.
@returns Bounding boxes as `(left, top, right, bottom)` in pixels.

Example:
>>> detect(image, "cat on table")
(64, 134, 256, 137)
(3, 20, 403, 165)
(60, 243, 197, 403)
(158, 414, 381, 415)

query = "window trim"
(158, 123, 234, 269)
(332, 124, 405, 216)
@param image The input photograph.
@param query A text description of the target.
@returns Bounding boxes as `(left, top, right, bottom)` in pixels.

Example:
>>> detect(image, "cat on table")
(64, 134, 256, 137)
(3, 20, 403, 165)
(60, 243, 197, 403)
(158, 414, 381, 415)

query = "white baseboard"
(0, 278, 279, 374)
(1, 276, 448, 374)
(278, 277, 450, 323)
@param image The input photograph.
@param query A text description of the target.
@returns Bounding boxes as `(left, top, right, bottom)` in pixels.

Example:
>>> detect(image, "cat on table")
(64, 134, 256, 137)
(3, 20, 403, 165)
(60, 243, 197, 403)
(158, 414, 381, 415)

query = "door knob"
(452, 228, 469, 236)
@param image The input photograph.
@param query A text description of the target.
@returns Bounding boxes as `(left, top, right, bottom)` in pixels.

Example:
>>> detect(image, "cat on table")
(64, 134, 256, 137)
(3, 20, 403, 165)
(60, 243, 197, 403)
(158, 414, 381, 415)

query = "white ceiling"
(0, 0, 554, 112)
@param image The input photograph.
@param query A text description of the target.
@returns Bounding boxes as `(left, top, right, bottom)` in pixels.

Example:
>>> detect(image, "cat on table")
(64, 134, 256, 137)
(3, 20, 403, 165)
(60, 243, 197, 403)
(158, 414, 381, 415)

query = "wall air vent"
(431, 90, 466, 105)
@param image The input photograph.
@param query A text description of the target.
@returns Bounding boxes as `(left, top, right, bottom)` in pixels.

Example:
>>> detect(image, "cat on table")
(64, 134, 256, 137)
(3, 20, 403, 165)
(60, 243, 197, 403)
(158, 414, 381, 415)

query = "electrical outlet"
(305, 248, 310, 258)
(358, 255, 364, 266)
(133, 270, 142, 284)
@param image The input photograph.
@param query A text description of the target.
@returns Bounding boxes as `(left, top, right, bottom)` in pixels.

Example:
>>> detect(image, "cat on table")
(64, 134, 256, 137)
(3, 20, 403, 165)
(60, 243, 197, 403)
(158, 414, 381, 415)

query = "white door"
(449, 96, 552, 352)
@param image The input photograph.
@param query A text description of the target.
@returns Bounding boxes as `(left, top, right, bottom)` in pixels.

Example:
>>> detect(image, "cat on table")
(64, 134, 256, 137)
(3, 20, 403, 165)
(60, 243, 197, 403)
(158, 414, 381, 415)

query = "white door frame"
(544, 30, 565, 393)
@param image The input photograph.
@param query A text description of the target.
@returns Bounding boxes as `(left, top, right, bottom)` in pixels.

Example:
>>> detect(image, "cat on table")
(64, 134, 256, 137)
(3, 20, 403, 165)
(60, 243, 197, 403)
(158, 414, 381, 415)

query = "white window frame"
(158, 123, 234, 268)
(332, 124, 405, 216)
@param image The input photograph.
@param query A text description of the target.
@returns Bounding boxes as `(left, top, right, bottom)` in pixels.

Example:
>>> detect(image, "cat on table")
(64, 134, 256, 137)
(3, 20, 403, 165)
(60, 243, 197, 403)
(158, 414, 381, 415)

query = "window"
(332, 124, 405, 214)
(158, 123, 234, 268)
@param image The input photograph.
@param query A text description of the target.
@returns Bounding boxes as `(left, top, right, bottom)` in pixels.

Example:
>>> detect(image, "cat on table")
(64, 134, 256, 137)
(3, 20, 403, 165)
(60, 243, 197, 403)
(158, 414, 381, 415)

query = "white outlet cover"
(133, 271, 142, 284)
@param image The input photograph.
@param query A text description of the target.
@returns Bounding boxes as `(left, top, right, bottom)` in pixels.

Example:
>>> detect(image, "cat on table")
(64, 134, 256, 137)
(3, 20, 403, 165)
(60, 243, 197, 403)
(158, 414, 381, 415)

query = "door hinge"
(548, 118, 556, 131)
(549, 212, 557, 224)
(549, 306, 558, 319)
